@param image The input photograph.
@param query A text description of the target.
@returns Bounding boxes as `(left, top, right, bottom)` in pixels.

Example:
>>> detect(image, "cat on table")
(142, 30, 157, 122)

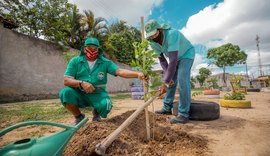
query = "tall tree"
(196, 67, 212, 87)
(0, 0, 74, 45)
(0, 0, 43, 37)
(68, 5, 84, 49)
(41, 0, 74, 45)
(108, 20, 141, 64)
(80, 10, 109, 47)
(207, 43, 247, 85)
(190, 76, 197, 89)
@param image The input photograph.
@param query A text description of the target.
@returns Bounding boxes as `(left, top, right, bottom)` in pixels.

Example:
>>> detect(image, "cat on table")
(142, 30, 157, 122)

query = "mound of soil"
(63, 111, 208, 156)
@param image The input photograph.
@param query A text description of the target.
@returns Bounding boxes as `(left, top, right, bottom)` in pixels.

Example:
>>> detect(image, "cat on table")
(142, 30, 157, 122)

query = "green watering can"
(0, 118, 88, 156)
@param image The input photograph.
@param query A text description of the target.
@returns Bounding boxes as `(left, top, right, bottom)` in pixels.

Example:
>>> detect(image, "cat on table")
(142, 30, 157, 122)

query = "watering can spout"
(0, 118, 88, 156)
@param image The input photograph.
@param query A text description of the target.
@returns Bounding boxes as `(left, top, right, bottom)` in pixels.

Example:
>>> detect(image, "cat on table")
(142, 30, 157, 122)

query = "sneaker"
(155, 109, 172, 115)
(92, 109, 101, 122)
(170, 115, 189, 124)
(74, 114, 85, 125)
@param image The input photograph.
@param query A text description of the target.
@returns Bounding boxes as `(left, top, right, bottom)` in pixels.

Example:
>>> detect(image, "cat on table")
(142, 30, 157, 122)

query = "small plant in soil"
(192, 91, 203, 97)
(224, 92, 245, 100)
(204, 77, 219, 90)
(224, 74, 245, 100)
(131, 40, 163, 100)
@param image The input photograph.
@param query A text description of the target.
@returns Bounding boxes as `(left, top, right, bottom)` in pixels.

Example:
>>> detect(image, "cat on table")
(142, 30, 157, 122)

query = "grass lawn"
(0, 92, 131, 129)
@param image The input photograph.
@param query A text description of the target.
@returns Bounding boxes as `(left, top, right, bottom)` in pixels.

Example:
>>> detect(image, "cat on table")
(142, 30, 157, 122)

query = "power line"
(92, 0, 118, 20)
(90, 0, 114, 19)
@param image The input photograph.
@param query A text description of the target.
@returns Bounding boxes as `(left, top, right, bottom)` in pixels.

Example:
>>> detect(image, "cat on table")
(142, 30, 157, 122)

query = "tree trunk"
(223, 66, 226, 86)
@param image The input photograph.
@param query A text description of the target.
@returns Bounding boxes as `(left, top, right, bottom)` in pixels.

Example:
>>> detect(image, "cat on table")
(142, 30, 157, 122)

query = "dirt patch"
(64, 111, 208, 156)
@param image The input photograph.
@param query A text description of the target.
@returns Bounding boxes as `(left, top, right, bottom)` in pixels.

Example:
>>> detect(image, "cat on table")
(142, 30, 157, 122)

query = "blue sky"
(70, 0, 270, 77)
(148, 0, 223, 30)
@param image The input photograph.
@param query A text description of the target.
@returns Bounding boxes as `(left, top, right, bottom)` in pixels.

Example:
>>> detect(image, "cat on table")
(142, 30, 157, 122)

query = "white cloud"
(205, 39, 225, 49)
(192, 54, 203, 69)
(181, 0, 270, 52)
(181, 0, 270, 77)
(68, 0, 163, 26)
(181, 0, 270, 50)
(191, 54, 205, 76)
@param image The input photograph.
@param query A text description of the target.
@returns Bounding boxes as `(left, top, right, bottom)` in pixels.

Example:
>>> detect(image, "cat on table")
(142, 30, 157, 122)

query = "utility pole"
(256, 35, 263, 76)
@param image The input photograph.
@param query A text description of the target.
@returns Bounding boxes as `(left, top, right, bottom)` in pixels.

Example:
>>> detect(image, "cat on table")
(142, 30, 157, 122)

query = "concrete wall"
(0, 26, 133, 103)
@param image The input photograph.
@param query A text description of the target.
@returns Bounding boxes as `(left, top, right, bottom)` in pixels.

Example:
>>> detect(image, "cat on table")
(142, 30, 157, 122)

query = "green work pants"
(59, 87, 112, 118)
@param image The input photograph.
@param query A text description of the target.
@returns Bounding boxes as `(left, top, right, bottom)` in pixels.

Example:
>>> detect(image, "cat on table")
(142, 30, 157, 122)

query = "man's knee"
(95, 98, 112, 118)
(59, 87, 75, 97)
(59, 87, 79, 106)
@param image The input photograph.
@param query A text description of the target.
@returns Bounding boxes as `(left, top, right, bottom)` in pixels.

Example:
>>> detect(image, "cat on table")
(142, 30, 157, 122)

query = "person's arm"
(158, 53, 168, 71)
(64, 76, 81, 88)
(164, 51, 178, 84)
(115, 69, 145, 80)
(63, 76, 95, 93)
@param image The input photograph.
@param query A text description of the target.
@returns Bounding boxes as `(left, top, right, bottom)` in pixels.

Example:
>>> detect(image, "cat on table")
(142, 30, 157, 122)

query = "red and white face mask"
(84, 45, 99, 61)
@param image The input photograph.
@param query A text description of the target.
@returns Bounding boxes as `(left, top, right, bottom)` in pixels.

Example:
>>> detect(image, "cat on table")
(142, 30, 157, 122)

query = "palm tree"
(80, 10, 109, 46)
(69, 5, 84, 49)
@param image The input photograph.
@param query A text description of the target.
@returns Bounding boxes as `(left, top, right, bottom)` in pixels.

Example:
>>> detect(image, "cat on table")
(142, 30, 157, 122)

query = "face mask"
(84, 47, 98, 61)
(152, 30, 163, 44)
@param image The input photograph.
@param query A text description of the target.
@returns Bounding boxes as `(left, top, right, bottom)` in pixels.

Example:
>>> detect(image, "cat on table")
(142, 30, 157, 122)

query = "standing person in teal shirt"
(59, 37, 145, 125)
(145, 20, 195, 124)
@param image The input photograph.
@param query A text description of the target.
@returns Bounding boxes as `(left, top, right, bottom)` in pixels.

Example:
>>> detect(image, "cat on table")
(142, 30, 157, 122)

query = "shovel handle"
(0, 118, 88, 137)
(95, 92, 160, 155)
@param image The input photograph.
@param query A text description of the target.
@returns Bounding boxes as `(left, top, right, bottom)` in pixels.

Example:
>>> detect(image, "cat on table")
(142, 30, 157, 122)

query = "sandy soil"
(98, 92, 270, 156)
(1, 92, 270, 156)
(64, 111, 208, 156)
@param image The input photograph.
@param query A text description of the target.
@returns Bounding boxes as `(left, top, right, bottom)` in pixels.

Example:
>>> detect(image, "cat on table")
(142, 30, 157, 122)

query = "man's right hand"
(81, 81, 95, 93)
(159, 84, 168, 94)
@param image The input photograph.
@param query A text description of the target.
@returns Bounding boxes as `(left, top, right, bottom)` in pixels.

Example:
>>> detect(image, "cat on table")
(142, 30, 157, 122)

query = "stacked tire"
(131, 87, 144, 99)
(131, 79, 144, 100)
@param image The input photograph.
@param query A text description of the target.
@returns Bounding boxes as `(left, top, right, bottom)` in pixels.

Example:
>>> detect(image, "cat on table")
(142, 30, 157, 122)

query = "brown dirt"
(1, 92, 270, 156)
(63, 111, 208, 156)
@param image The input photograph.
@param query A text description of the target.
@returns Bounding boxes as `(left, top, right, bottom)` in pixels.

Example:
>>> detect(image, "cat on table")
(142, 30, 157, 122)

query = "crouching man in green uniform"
(59, 37, 145, 125)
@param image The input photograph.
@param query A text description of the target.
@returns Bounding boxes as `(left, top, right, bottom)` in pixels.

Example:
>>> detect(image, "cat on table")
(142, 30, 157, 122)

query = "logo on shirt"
(98, 72, 104, 80)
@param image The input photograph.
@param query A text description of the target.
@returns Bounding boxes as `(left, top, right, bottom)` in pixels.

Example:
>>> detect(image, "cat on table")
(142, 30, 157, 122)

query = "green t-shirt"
(64, 55, 119, 91)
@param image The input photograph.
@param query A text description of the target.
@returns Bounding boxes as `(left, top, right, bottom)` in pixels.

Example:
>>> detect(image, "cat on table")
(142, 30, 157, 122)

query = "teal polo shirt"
(64, 55, 119, 93)
(150, 29, 195, 60)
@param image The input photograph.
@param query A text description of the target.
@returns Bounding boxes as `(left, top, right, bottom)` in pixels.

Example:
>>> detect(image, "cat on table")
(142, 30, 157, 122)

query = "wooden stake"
(151, 101, 155, 140)
(140, 16, 151, 140)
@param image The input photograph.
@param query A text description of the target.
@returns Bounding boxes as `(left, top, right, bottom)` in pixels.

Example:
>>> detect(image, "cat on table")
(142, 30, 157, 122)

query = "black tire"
(190, 100, 220, 121)
(173, 100, 220, 121)
(247, 88, 260, 92)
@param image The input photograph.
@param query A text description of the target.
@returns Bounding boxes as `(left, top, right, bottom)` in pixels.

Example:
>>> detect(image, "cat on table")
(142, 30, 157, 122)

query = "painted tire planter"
(131, 91, 144, 100)
(204, 89, 220, 99)
(204, 89, 220, 95)
(173, 100, 220, 121)
(130, 87, 144, 92)
(220, 99, 251, 108)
